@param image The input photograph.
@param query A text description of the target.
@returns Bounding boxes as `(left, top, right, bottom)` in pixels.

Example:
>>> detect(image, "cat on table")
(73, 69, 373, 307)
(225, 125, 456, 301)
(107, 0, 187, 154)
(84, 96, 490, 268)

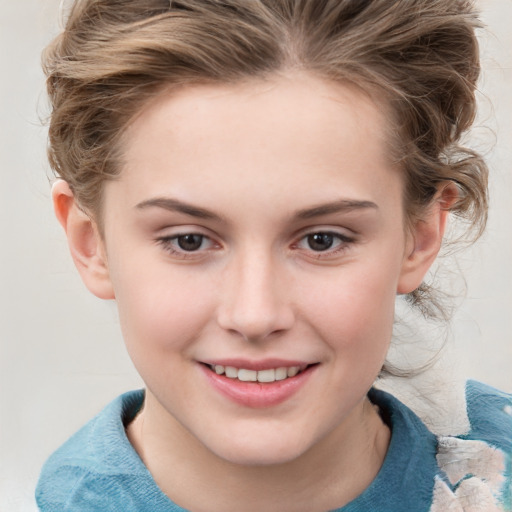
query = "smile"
(200, 362, 317, 408)
(209, 364, 306, 383)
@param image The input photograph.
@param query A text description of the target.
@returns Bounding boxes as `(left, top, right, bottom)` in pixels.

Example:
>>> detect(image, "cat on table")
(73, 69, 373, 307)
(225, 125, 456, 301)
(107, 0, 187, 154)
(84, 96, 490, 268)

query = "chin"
(203, 427, 314, 467)
(216, 446, 305, 467)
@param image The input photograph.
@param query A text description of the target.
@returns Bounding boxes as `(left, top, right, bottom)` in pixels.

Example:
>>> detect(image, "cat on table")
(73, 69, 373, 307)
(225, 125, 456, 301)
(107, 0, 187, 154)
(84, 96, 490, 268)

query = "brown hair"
(43, 0, 488, 317)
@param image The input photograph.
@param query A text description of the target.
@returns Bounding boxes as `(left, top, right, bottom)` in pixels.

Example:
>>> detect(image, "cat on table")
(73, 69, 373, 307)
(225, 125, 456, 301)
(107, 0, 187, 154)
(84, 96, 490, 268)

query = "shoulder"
(432, 381, 512, 512)
(35, 390, 179, 512)
(464, 380, 512, 451)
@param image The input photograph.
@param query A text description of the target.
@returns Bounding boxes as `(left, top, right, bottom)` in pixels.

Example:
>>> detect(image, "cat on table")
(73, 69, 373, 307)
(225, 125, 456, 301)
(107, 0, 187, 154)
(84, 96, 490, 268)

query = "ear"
(52, 180, 115, 300)
(397, 184, 457, 294)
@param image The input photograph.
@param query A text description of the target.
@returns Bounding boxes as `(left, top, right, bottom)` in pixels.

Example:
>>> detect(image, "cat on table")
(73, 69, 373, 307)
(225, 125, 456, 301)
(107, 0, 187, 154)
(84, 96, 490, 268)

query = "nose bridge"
(217, 243, 293, 341)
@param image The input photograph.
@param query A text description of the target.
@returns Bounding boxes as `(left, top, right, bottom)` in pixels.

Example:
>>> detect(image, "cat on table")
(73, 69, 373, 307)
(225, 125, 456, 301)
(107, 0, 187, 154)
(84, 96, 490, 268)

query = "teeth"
(238, 369, 257, 382)
(257, 369, 275, 383)
(225, 366, 238, 378)
(275, 367, 288, 381)
(211, 365, 303, 382)
(287, 367, 299, 377)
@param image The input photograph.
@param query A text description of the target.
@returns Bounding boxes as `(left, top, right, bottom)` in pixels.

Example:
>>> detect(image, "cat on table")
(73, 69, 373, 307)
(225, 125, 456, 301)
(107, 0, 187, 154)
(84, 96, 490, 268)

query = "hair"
(43, 0, 488, 320)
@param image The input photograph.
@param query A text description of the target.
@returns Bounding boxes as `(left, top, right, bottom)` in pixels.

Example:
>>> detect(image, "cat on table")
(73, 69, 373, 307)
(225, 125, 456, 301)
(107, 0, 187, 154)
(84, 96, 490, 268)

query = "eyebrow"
(295, 199, 378, 219)
(136, 197, 225, 221)
(135, 197, 378, 222)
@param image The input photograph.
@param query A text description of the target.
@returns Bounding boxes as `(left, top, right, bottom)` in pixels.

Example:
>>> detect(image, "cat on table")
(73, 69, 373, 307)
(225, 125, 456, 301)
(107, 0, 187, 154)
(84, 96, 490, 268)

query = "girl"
(36, 0, 512, 510)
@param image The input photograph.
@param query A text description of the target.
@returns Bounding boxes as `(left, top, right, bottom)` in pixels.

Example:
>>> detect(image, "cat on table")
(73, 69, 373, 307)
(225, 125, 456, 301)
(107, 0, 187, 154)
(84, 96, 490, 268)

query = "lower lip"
(200, 364, 316, 408)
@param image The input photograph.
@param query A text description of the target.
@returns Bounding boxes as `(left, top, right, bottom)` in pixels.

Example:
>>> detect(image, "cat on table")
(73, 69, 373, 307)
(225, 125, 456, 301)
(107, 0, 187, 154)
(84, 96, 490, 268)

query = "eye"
(295, 230, 354, 255)
(306, 233, 336, 252)
(175, 234, 205, 251)
(156, 232, 217, 257)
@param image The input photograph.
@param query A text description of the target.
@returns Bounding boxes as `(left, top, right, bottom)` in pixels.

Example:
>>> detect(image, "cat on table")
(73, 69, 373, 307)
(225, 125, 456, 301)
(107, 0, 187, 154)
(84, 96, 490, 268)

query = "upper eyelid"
(155, 223, 211, 233)
(294, 226, 356, 240)
(155, 225, 219, 242)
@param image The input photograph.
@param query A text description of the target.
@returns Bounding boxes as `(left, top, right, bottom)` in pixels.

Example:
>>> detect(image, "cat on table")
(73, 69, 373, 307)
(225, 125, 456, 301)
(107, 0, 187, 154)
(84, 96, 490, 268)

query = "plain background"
(0, 1, 510, 510)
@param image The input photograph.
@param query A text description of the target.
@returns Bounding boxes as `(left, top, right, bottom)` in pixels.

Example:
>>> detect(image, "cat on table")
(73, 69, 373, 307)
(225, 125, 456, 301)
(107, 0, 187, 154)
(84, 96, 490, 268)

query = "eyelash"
(156, 233, 217, 259)
(293, 231, 355, 258)
(156, 230, 355, 260)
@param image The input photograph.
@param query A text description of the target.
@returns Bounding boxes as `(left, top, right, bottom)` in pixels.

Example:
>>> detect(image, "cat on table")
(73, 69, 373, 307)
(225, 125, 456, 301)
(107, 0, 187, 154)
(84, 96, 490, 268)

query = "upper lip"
(200, 358, 313, 371)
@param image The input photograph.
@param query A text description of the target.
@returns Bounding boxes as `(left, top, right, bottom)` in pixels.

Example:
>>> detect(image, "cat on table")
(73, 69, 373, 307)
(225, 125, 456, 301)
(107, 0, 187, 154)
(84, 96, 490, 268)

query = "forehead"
(113, 72, 400, 216)
(124, 73, 391, 154)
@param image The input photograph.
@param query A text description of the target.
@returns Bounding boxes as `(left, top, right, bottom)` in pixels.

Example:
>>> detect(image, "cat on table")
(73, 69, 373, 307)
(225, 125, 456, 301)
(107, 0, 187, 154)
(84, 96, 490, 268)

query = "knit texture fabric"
(36, 381, 512, 511)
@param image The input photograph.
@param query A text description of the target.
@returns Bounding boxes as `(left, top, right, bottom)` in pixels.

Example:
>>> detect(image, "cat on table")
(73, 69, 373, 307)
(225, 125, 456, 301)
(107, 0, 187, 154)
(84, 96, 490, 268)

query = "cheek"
(109, 257, 216, 361)
(302, 263, 398, 356)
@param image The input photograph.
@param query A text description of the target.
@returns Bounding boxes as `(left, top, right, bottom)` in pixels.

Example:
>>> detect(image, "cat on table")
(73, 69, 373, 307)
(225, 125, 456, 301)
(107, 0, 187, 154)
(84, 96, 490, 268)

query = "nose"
(216, 249, 295, 342)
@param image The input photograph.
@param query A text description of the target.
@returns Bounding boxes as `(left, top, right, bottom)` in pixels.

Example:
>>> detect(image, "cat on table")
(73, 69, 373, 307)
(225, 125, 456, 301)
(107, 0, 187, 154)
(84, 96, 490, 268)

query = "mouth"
(199, 361, 318, 408)
(205, 363, 310, 383)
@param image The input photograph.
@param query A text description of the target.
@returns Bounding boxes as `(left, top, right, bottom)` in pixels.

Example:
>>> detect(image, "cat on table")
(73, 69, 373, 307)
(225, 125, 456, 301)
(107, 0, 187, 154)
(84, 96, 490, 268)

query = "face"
(97, 73, 419, 465)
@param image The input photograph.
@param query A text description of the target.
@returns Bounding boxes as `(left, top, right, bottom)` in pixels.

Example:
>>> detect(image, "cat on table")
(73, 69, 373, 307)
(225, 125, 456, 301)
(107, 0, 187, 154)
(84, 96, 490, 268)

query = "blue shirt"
(36, 381, 512, 511)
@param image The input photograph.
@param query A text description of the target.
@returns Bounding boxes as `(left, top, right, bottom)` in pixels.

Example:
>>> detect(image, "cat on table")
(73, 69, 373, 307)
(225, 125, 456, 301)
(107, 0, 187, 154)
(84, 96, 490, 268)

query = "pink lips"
(199, 360, 316, 408)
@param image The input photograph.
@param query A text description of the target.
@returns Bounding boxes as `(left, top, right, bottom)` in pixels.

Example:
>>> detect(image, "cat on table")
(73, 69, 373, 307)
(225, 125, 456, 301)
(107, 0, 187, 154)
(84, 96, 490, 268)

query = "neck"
(127, 393, 390, 512)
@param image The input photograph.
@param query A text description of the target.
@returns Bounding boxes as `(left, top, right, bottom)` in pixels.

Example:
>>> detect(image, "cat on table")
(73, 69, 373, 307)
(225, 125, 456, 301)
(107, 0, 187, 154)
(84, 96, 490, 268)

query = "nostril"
(217, 306, 295, 343)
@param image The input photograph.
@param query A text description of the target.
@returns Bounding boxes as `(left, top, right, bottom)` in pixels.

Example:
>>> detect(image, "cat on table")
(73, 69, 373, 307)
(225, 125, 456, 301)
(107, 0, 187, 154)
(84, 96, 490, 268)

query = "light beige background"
(1, 1, 510, 510)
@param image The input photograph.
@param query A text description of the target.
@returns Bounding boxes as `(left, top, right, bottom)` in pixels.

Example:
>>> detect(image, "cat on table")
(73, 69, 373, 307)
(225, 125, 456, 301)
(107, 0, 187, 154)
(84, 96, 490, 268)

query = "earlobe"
(52, 180, 115, 300)
(397, 184, 457, 294)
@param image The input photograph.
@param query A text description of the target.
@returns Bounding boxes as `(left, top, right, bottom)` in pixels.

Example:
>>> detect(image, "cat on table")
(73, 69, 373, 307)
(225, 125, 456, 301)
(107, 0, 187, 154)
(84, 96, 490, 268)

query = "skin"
(54, 72, 450, 511)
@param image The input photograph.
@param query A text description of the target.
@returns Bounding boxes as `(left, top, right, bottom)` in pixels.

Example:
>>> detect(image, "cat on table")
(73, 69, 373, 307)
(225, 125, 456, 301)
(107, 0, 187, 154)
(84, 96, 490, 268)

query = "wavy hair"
(43, 0, 488, 320)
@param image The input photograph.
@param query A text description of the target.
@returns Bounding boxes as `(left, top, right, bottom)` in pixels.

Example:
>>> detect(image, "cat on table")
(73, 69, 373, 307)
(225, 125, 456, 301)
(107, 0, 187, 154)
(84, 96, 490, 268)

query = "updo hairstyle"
(43, 0, 488, 317)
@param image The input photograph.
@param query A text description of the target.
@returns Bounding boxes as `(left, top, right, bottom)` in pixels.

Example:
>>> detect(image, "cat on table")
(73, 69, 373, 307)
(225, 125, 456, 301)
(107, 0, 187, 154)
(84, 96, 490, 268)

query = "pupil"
(308, 233, 333, 251)
(177, 234, 203, 251)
